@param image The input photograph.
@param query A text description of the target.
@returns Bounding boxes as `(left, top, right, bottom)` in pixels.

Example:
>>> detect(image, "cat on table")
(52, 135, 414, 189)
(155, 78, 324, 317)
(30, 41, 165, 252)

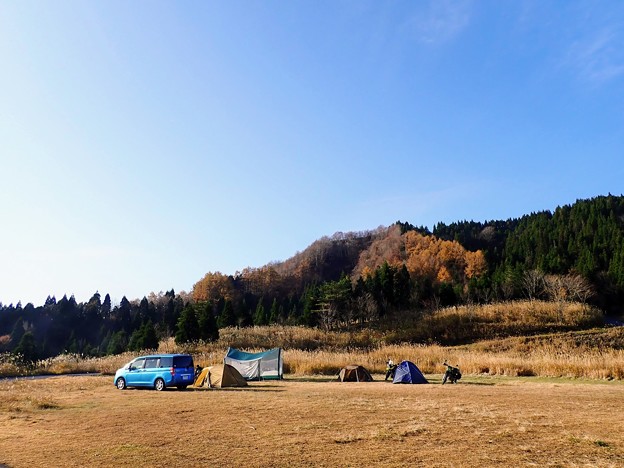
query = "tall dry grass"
(385, 300, 603, 344)
(0, 352, 136, 378)
(282, 333, 624, 380)
(1, 300, 620, 380)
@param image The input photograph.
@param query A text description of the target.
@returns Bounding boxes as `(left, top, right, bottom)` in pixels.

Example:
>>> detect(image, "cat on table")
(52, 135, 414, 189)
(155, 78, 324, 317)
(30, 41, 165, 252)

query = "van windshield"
(173, 355, 193, 368)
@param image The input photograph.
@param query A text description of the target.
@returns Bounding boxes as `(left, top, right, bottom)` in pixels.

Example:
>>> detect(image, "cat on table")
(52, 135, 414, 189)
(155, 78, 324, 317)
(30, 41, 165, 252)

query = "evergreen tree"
(14, 331, 38, 363)
(106, 331, 127, 355)
(235, 298, 253, 327)
(129, 320, 159, 351)
(254, 298, 267, 326)
(217, 300, 236, 328)
(128, 327, 144, 351)
(175, 305, 200, 344)
(300, 286, 318, 326)
(142, 320, 159, 350)
(10, 318, 25, 349)
(163, 295, 177, 333)
(196, 303, 219, 342)
(268, 298, 279, 324)
(394, 264, 411, 308)
(117, 296, 132, 333)
(83, 292, 102, 346)
(101, 293, 112, 319)
(378, 262, 395, 305)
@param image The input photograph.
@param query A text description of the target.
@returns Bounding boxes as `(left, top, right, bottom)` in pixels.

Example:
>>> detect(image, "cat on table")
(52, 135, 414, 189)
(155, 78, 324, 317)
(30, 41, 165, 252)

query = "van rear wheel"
(154, 378, 165, 391)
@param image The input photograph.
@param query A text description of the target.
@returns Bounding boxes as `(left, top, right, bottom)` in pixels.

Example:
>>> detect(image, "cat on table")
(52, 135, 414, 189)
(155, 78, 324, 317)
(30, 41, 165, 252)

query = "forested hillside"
(433, 194, 624, 310)
(1, 194, 623, 360)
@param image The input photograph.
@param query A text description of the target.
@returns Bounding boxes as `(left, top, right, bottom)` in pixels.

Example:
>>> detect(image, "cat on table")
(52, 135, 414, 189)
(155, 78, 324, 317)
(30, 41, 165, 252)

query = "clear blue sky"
(1, 1, 623, 306)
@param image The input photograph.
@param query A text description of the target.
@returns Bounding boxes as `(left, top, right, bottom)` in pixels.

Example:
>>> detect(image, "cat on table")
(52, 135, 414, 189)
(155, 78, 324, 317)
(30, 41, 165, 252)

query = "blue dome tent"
(392, 360, 428, 384)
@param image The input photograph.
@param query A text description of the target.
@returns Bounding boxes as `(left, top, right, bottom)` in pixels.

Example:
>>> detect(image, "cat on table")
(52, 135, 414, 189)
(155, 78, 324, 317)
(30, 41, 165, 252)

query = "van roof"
(134, 353, 192, 359)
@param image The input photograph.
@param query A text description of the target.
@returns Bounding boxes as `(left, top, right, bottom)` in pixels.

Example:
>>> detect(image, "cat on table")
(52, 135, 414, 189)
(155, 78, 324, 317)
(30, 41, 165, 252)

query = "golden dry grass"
(0, 375, 623, 467)
(282, 331, 624, 379)
(0, 301, 621, 381)
(179, 325, 624, 380)
(3, 327, 624, 381)
(385, 300, 604, 344)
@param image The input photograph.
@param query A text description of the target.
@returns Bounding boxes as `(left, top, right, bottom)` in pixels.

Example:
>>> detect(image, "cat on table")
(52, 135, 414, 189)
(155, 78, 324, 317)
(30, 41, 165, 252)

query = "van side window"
(160, 357, 173, 367)
(131, 358, 145, 370)
(145, 358, 159, 369)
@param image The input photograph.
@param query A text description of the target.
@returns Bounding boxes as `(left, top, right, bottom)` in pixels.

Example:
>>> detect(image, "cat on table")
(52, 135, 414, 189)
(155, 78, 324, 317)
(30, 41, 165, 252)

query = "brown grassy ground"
(1, 374, 622, 467)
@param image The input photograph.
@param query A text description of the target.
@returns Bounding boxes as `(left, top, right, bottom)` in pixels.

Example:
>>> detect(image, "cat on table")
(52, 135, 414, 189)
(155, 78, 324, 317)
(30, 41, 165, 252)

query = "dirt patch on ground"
(0, 375, 622, 467)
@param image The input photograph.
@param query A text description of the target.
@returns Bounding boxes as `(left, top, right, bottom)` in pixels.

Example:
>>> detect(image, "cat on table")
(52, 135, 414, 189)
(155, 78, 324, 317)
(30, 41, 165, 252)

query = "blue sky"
(1, 1, 623, 306)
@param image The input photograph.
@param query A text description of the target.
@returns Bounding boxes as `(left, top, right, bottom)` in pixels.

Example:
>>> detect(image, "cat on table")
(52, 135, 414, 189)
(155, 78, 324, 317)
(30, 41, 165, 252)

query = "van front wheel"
(116, 377, 126, 390)
(154, 378, 166, 391)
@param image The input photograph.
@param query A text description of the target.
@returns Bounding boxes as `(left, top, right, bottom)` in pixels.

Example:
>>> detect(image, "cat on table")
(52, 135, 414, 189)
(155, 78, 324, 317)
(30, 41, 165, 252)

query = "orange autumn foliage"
(403, 231, 486, 284)
(192, 272, 236, 302)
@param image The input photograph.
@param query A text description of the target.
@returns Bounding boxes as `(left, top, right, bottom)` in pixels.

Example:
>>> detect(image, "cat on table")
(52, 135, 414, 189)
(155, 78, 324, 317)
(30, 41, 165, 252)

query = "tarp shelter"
(392, 360, 428, 384)
(337, 365, 374, 382)
(194, 364, 248, 388)
(224, 347, 283, 380)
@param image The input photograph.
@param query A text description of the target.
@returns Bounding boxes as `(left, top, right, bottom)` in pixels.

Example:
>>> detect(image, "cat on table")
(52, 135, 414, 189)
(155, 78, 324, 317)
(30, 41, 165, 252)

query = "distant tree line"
(1, 194, 623, 360)
(0, 291, 194, 362)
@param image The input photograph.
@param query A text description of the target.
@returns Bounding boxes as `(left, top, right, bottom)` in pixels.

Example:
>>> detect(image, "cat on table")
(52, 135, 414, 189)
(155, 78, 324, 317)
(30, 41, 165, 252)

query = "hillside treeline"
(433, 194, 624, 310)
(1, 194, 623, 360)
(0, 291, 193, 362)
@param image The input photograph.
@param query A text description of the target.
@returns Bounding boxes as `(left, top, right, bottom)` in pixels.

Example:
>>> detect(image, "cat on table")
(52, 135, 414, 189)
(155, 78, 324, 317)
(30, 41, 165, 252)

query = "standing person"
(385, 359, 397, 381)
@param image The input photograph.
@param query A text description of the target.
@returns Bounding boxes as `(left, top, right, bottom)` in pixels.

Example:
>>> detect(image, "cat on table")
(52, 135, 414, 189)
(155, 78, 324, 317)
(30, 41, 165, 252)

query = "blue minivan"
(114, 354, 195, 391)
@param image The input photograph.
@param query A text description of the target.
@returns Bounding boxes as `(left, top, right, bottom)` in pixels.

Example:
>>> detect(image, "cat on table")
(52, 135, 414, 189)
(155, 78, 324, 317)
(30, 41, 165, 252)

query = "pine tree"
(197, 303, 219, 342)
(128, 327, 144, 352)
(14, 331, 38, 363)
(300, 286, 318, 326)
(268, 298, 279, 324)
(106, 331, 127, 355)
(217, 300, 236, 329)
(394, 264, 411, 308)
(175, 305, 200, 344)
(141, 320, 159, 349)
(254, 298, 267, 326)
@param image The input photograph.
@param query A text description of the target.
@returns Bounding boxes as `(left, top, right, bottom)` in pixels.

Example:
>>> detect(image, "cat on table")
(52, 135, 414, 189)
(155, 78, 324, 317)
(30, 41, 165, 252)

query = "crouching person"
(385, 359, 397, 381)
(442, 362, 461, 384)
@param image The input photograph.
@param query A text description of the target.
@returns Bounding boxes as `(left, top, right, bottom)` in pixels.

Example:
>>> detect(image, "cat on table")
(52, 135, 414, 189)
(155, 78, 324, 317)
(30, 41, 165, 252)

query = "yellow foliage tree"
(192, 272, 236, 302)
(239, 265, 283, 296)
(464, 250, 487, 279)
(436, 265, 453, 283)
(403, 231, 486, 285)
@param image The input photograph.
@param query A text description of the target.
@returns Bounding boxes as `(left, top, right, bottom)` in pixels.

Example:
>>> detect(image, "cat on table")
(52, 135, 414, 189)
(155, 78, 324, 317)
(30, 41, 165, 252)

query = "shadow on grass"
(285, 374, 498, 386)
(284, 376, 337, 383)
(191, 387, 286, 393)
(121, 386, 286, 393)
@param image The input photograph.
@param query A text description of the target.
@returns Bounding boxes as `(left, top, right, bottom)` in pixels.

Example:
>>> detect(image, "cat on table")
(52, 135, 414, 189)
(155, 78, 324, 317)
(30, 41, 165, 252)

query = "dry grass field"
(1, 374, 623, 467)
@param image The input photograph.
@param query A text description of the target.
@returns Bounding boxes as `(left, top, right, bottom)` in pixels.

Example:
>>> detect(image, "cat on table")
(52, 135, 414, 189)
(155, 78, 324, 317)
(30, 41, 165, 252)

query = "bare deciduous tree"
(354, 292, 378, 323)
(564, 274, 595, 303)
(317, 302, 338, 331)
(543, 273, 595, 322)
(522, 270, 545, 301)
